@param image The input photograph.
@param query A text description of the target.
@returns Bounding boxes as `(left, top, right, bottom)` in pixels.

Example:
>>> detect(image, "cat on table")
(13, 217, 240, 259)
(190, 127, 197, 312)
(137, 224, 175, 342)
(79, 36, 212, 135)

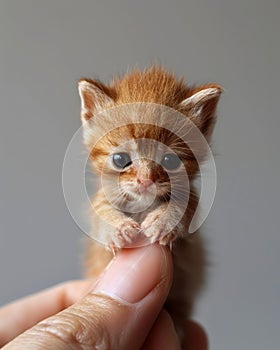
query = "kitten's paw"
(111, 219, 140, 248)
(142, 213, 177, 245)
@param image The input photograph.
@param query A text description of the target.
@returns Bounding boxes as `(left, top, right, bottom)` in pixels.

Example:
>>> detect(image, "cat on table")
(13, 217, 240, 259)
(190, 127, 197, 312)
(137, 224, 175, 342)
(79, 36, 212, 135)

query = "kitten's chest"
(125, 199, 162, 224)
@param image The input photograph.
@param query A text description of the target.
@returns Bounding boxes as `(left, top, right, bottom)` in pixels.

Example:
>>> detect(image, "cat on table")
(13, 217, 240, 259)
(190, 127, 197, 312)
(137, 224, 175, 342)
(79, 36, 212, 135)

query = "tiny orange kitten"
(78, 66, 222, 342)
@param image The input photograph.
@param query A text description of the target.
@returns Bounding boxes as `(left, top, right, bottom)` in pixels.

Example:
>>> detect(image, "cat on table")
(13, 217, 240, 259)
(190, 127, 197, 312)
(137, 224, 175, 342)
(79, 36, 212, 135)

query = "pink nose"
(137, 178, 153, 189)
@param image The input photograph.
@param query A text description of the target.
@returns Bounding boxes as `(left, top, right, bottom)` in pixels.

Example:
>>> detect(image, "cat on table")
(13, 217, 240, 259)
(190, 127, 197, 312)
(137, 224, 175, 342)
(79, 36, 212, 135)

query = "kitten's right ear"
(78, 79, 115, 122)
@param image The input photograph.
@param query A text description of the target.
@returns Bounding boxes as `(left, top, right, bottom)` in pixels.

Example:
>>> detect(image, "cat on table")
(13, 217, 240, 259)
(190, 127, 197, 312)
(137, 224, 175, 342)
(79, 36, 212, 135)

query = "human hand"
(0, 245, 207, 349)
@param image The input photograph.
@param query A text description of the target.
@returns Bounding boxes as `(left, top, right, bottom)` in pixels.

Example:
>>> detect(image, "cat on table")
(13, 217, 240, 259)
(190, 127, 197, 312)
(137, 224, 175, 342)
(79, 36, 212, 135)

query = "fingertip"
(93, 244, 173, 304)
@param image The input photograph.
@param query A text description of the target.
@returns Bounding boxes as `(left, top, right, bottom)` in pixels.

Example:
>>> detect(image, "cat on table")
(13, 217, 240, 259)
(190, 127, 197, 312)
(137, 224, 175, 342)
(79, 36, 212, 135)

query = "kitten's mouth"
(123, 182, 170, 199)
(122, 184, 157, 200)
(138, 182, 156, 194)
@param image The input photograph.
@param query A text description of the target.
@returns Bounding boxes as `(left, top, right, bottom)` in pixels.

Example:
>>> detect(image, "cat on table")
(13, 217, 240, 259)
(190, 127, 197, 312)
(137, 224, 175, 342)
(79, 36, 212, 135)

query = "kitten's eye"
(112, 153, 132, 169)
(161, 153, 181, 171)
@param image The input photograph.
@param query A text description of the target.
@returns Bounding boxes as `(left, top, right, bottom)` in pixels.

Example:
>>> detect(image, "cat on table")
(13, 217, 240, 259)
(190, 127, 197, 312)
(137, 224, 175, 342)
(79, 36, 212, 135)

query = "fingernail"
(93, 245, 168, 303)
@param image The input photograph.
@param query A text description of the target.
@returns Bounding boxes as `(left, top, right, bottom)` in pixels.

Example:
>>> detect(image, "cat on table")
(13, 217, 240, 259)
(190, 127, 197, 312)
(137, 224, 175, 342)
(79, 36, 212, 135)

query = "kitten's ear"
(78, 79, 115, 122)
(179, 85, 223, 140)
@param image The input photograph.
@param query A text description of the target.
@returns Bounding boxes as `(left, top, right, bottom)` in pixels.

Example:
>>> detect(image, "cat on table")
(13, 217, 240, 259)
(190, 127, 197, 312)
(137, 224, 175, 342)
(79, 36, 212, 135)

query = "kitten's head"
(78, 66, 222, 209)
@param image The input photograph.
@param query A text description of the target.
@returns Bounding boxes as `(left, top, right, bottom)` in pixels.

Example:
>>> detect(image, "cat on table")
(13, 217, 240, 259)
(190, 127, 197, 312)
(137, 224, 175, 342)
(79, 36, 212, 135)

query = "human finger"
(3, 244, 172, 350)
(183, 320, 208, 350)
(142, 309, 180, 350)
(0, 280, 92, 346)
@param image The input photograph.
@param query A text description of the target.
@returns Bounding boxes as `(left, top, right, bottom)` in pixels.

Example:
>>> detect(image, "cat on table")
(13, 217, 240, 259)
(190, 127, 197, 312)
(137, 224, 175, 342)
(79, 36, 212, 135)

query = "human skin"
(0, 245, 207, 349)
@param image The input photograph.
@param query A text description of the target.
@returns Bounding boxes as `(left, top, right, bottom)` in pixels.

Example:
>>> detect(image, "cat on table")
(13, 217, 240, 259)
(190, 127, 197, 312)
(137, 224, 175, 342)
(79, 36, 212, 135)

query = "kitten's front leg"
(141, 202, 184, 245)
(92, 191, 140, 248)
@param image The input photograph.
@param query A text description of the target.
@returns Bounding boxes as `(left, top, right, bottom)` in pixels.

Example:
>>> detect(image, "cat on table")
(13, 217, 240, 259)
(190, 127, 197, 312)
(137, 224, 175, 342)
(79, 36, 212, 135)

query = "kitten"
(78, 65, 222, 342)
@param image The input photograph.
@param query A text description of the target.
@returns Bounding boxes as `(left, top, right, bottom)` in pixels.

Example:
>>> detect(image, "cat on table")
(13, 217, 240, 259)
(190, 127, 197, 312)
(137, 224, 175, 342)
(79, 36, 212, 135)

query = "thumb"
(3, 245, 173, 350)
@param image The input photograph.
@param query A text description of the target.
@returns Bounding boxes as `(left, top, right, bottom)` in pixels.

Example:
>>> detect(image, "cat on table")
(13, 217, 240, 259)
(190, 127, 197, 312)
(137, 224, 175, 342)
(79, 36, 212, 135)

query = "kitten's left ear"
(179, 84, 223, 140)
(78, 79, 115, 123)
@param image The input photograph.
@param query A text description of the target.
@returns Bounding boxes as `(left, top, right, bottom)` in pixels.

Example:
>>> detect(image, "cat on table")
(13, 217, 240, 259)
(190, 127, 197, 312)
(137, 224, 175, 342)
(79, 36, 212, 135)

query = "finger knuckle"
(36, 309, 112, 350)
(34, 292, 131, 350)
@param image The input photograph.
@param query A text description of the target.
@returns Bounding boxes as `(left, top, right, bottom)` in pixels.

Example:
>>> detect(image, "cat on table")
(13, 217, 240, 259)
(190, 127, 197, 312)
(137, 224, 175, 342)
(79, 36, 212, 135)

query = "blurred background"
(0, 1, 279, 349)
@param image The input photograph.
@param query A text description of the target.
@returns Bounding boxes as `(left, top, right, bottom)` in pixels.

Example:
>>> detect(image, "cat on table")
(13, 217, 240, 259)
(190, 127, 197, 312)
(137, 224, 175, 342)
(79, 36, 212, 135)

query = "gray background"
(0, 1, 279, 349)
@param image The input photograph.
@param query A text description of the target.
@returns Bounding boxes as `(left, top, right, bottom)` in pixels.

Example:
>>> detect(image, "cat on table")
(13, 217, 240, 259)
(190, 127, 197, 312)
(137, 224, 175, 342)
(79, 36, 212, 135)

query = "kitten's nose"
(137, 178, 154, 191)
